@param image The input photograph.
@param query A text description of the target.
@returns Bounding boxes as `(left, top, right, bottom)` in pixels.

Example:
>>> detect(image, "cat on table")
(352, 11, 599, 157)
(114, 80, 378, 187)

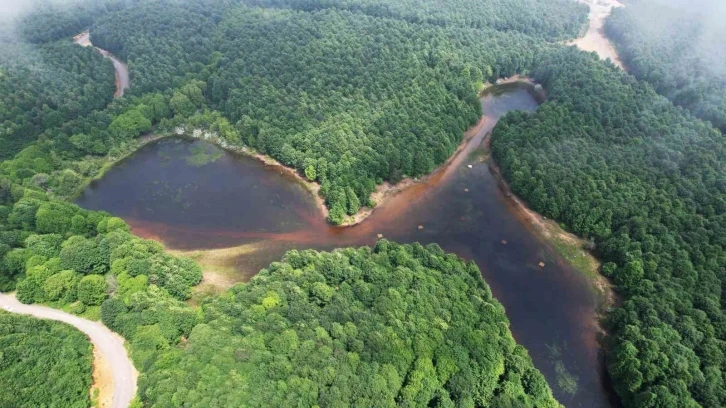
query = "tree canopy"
(605, 0, 726, 132)
(0, 312, 93, 408)
(128, 242, 562, 407)
(491, 47, 726, 408)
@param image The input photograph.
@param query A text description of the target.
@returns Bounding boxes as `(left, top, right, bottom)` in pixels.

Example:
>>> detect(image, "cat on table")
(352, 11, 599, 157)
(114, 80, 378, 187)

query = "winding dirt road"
(0, 293, 137, 408)
(73, 31, 130, 97)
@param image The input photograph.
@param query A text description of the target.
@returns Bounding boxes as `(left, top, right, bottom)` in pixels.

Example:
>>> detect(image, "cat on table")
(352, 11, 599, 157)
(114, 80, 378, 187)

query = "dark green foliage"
(59, 0, 583, 223)
(134, 242, 561, 407)
(60, 236, 107, 275)
(246, 0, 587, 41)
(0, 39, 116, 159)
(17, 0, 122, 44)
(0, 312, 92, 408)
(491, 48, 726, 408)
(605, 2, 726, 132)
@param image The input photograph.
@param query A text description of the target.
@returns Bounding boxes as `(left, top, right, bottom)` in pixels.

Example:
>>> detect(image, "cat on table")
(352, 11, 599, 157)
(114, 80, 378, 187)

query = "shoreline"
(336, 75, 538, 227)
(80, 76, 538, 229)
(483, 130, 618, 322)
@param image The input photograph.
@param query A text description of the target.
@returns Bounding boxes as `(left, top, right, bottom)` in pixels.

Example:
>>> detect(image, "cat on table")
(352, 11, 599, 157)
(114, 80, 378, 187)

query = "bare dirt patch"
(91, 346, 113, 408)
(567, 0, 625, 69)
(169, 243, 263, 292)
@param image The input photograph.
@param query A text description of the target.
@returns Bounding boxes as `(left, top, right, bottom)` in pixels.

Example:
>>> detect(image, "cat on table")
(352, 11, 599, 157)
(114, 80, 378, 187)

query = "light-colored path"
(568, 0, 625, 69)
(0, 293, 137, 408)
(73, 31, 130, 97)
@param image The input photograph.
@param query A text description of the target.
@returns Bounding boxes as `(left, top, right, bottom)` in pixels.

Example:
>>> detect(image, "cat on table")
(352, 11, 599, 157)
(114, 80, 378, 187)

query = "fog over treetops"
(606, 0, 726, 131)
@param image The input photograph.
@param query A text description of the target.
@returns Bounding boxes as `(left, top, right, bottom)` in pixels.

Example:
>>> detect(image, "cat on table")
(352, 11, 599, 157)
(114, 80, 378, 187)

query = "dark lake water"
(77, 84, 616, 407)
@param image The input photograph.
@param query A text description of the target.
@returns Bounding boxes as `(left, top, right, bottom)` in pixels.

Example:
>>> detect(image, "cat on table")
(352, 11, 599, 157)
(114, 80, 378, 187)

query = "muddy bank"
(73, 31, 130, 97)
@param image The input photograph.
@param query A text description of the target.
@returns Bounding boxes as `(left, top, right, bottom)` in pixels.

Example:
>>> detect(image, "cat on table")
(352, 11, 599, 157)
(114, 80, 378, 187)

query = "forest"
(0, 312, 93, 408)
(112, 242, 562, 407)
(491, 47, 725, 407)
(605, 0, 726, 131)
(0, 35, 115, 159)
(0, 0, 724, 407)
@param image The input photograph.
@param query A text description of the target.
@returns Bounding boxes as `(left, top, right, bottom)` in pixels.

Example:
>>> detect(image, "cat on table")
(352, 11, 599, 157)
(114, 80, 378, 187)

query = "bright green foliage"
(35, 201, 77, 234)
(77, 274, 107, 306)
(109, 108, 153, 141)
(43, 270, 80, 302)
(0, 312, 92, 408)
(1, 178, 202, 311)
(169, 92, 196, 117)
(491, 48, 726, 408)
(135, 242, 561, 407)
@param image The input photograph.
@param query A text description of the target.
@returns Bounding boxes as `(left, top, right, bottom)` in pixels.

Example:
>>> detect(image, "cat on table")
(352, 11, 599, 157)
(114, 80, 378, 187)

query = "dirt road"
(568, 0, 625, 69)
(73, 31, 130, 97)
(0, 293, 137, 408)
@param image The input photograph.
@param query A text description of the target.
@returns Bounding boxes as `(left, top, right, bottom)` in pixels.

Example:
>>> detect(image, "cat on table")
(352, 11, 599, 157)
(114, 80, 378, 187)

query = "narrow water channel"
(77, 84, 617, 407)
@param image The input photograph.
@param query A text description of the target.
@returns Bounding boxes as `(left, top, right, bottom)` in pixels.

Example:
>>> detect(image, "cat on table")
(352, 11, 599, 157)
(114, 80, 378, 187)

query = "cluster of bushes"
(0, 178, 202, 318)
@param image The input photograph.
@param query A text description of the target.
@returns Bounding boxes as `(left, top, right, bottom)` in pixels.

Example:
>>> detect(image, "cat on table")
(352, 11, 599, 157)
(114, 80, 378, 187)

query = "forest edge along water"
(77, 82, 619, 407)
(73, 31, 130, 98)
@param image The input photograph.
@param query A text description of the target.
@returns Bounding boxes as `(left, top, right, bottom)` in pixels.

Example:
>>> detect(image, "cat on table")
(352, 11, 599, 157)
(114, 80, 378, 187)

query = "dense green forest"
(108, 242, 562, 407)
(244, 0, 588, 40)
(0, 312, 92, 408)
(0, 176, 202, 313)
(605, 0, 726, 131)
(491, 47, 726, 407)
(2, 0, 725, 407)
(0, 38, 115, 159)
(5, 0, 586, 223)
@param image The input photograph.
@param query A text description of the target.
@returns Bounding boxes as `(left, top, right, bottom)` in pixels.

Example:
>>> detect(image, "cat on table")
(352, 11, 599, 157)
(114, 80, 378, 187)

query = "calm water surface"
(77, 85, 616, 407)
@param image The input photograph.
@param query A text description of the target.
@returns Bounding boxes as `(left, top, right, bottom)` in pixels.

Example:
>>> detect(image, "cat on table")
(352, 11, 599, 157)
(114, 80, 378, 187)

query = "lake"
(77, 83, 617, 407)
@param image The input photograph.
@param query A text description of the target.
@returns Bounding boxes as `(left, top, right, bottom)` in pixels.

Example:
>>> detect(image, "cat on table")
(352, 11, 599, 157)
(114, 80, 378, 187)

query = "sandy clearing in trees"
(567, 0, 625, 69)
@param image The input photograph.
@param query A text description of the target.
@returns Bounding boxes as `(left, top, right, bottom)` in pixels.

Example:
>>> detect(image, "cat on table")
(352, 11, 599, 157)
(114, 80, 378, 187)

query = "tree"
(60, 236, 107, 275)
(77, 274, 107, 306)
(43, 270, 79, 302)
(170, 92, 196, 117)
